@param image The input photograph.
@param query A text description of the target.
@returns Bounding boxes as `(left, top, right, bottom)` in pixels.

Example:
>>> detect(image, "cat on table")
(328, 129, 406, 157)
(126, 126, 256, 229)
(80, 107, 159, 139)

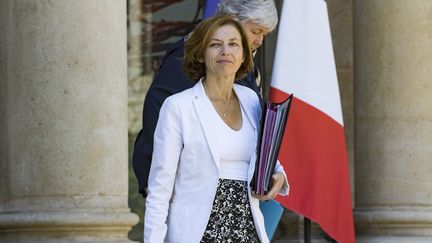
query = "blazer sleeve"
(273, 160, 290, 196)
(144, 97, 183, 243)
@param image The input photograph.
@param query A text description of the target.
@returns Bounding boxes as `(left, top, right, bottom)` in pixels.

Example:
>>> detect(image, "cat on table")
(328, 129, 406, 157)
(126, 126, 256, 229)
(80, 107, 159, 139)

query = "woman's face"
(203, 24, 244, 79)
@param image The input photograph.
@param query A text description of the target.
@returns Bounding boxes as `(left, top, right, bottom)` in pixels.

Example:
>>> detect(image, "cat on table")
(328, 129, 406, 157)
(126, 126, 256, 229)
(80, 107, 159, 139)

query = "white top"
(206, 96, 255, 181)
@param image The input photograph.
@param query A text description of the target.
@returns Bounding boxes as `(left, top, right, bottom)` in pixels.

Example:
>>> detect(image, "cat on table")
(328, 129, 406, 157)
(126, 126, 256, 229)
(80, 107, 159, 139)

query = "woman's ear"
(198, 56, 204, 63)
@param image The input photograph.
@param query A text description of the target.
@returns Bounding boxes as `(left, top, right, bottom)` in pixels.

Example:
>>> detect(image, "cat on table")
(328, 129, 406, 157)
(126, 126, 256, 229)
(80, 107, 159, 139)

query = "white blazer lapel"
(192, 80, 221, 171)
(234, 85, 258, 131)
(233, 85, 261, 183)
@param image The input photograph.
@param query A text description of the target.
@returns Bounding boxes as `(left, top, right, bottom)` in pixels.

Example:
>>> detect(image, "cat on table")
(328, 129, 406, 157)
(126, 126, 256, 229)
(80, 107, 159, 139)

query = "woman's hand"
(252, 172, 286, 201)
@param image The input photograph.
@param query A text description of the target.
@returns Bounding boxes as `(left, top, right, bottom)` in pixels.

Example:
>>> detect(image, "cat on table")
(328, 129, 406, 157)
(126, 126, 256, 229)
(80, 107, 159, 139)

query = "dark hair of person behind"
(183, 15, 254, 82)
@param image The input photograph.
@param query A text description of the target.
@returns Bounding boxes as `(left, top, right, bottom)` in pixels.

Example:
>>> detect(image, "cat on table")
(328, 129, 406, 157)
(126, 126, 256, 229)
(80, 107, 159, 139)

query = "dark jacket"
(132, 38, 260, 197)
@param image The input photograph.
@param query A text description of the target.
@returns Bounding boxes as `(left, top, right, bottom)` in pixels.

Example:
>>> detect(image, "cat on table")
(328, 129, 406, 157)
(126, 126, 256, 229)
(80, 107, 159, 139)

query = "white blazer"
(144, 80, 289, 243)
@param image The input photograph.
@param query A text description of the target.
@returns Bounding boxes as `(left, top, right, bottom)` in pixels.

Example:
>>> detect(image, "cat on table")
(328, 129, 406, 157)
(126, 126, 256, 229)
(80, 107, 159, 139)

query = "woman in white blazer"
(144, 15, 289, 243)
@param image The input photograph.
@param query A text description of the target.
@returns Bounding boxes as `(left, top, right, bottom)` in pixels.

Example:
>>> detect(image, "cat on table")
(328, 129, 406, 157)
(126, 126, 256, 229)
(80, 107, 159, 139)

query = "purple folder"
(252, 94, 293, 195)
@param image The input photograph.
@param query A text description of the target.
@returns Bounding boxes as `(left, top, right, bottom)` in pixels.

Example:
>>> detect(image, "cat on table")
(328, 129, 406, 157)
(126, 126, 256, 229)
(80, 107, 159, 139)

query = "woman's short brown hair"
(183, 15, 254, 82)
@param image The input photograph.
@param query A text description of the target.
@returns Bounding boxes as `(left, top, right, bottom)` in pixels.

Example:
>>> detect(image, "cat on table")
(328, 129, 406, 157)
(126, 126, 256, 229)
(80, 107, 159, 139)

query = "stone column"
(0, 1, 138, 242)
(354, 1, 432, 241)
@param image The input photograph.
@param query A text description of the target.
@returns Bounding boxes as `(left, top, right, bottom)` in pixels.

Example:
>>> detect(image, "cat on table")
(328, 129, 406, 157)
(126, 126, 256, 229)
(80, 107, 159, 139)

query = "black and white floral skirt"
(200, 179, 261, 243)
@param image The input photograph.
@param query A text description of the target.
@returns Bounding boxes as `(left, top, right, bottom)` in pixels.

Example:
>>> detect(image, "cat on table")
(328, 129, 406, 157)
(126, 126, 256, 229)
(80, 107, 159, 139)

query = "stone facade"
(0, 1, 138, 242)
(354, 1, 432, 242)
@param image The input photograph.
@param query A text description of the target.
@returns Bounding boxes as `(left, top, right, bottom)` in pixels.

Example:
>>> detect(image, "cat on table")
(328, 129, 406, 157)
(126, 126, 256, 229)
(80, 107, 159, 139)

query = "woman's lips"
(216, 60, 233, 64)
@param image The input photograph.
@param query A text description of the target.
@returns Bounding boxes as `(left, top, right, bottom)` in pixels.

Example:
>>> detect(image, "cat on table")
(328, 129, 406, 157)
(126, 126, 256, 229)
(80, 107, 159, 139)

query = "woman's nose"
(221, 45, 230, 55)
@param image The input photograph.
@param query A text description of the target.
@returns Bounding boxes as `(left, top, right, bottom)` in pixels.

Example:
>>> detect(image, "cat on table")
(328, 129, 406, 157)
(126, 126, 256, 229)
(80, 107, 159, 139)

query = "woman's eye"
(209, 43, 220, 47)
(230, 43, 239, 47)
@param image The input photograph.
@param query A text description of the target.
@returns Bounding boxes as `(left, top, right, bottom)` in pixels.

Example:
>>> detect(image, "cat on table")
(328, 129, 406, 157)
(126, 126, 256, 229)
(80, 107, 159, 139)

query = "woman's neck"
(203, 75, 235, 103)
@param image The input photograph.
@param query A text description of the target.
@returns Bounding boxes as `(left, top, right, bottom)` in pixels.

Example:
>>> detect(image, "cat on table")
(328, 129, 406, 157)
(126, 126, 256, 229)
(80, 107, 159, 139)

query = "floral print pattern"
(200, 179, 260, 243)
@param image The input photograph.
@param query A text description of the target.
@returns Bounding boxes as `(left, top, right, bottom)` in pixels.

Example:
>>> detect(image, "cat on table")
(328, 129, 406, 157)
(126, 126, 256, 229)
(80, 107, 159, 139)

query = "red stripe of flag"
(271, 87, 355, 242)
(270, 0, 355, 242)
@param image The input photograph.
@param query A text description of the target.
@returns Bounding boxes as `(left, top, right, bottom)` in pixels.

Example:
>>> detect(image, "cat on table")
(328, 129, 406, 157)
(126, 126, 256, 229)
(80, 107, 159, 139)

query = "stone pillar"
(0, 1, 138, 242)
(354, 1, 432, 241)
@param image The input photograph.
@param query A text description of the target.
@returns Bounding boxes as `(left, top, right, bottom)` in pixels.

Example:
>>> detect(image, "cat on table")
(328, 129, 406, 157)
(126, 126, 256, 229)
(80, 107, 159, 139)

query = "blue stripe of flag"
(203, 0, 220, 19)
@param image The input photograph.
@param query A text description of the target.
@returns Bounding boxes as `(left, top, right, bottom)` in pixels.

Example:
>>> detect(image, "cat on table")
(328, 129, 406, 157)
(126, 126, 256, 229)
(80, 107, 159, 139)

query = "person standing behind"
(132, 0, 283, 199)
(144, 15, 289, 243)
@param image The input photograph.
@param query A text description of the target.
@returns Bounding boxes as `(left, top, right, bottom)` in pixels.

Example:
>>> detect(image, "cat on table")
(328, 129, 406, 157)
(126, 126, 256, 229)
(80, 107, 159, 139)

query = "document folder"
(252, 94, 293, 195)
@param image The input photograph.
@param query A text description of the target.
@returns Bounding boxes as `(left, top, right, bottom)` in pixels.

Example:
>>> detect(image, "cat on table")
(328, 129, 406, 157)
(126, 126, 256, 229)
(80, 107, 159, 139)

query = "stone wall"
(0, 1, 138, 242)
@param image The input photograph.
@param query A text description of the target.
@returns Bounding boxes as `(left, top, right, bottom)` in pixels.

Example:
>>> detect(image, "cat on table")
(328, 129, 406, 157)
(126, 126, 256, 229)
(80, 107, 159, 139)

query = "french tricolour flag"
(271, 0, 356, 242)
